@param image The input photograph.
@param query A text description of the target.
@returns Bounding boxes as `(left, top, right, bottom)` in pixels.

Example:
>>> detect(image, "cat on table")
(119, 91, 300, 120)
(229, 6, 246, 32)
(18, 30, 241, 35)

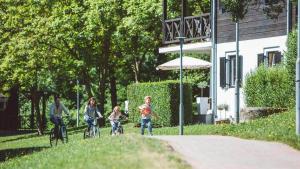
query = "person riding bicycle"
(84, 97, 103, 132)
(108, 106, 127, 135)
(49, 95, 70, 137)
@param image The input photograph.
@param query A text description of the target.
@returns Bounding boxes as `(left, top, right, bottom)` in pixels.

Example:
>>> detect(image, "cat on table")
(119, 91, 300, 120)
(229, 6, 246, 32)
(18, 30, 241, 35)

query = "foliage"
(285, 29, 297, 82)
(127, 81, 193, 127)
(222, 0, 289, 21)
(243, 65, 294, 108)
(0, 0, 169, 131)
(221, 0, 251, 22)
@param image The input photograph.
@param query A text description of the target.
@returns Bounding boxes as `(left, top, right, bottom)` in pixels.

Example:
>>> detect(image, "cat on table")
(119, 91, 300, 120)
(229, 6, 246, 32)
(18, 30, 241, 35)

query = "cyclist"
(108, 106, 127, 135)
(84, 97, 103, 132)
(49, 95, 69, 137)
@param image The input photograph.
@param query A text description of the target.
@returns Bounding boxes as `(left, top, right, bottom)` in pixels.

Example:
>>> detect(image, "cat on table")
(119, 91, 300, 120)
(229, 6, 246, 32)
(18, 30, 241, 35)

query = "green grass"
(1, 110, 300, 169)
(0, 127, 190, 169)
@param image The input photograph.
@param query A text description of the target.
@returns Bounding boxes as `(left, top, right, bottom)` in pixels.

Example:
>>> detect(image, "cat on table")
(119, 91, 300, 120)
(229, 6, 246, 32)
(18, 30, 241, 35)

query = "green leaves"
(244, 66, 293, 108)
(222, 0, 251, 22)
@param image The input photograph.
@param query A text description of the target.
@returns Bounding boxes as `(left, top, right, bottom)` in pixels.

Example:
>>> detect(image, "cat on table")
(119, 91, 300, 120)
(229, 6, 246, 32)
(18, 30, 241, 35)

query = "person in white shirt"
(84, 97, 103, 131)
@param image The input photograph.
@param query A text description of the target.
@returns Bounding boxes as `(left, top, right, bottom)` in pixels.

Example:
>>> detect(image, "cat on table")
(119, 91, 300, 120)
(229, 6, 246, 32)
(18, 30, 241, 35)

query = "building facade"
(159, 0, 295, 120)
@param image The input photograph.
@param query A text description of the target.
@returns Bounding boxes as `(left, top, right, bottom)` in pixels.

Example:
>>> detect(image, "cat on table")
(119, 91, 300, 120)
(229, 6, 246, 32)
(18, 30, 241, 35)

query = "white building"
(159, 0, 294, 120)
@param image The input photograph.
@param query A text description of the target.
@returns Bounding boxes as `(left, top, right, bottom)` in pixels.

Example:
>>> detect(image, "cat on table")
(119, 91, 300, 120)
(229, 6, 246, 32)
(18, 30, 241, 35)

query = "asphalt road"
(153, 135, 300, 169)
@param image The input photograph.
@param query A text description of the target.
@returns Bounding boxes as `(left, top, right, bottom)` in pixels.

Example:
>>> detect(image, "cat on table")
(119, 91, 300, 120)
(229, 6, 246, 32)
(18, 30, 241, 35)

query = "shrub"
(127, 80, 193, 127)
(244, 66, 293, 108)
(285, 29, 297, 82)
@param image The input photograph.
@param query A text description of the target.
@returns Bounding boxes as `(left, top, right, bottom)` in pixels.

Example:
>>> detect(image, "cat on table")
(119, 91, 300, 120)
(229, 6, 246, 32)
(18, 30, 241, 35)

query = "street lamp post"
(77, 79, 79, 127)
(296, 0, 300, 135)
(178, 36, 185, 135)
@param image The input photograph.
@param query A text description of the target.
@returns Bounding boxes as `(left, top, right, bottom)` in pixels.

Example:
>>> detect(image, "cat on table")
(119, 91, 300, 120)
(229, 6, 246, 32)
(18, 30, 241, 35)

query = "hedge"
(244, 65, 293, 108)
(127, 80, 193, 127)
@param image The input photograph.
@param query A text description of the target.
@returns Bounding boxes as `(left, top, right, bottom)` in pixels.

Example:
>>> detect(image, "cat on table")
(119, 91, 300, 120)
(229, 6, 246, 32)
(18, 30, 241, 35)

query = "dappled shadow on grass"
(0, 130, 36, 137)
(0, 131, 39, 143)
(0, 146, 49, 162)
(1, 126, 86, 143)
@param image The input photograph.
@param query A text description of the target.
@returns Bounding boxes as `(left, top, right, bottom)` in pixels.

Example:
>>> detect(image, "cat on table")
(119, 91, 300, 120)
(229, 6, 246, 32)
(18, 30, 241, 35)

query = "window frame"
(225, 51, 237, 88)
(263, 46, 281, 67)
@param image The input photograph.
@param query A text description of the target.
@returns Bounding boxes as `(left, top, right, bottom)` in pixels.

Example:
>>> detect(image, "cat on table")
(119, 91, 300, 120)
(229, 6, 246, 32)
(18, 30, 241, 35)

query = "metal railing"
(163, 13, 211, 44)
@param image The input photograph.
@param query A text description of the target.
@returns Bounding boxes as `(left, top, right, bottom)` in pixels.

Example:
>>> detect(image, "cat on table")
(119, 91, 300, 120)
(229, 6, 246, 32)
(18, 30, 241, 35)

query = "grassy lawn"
(0, 127, 190, 169)
(1, 110, 300, 169)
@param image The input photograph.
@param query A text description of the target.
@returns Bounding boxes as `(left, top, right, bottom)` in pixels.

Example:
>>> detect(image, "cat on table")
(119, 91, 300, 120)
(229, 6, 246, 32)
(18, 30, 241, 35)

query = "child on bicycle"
(108, 106, 126, 135)
(138, 96, 158, 136)
(84, 97, 103, 132)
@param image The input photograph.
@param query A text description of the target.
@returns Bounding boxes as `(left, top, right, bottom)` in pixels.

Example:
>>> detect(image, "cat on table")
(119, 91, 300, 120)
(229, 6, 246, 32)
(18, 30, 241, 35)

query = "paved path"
(153, 135, 300, 169)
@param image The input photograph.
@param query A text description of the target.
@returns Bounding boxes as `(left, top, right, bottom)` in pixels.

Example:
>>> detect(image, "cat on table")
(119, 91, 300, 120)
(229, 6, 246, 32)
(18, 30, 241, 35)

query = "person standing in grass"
(139, 96, 158, 136)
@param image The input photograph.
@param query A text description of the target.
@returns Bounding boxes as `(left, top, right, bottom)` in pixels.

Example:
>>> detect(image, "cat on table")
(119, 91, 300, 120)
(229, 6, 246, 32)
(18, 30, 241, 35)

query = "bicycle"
(110, 119, 126, 135)
(49, 116, 69, 147)
(83, 117, 100, 139)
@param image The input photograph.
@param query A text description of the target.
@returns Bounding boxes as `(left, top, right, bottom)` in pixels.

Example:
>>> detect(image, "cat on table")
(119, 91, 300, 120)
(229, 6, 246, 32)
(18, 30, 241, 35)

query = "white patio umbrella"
(156, 56, 211, 70)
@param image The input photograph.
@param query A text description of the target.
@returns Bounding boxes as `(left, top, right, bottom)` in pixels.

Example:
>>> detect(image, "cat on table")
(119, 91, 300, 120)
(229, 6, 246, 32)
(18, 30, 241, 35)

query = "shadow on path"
(0, 146, 49, 162)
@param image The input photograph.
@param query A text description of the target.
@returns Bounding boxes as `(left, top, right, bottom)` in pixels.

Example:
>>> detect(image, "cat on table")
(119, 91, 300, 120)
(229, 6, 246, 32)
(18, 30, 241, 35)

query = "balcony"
(163, 13, 211, 45)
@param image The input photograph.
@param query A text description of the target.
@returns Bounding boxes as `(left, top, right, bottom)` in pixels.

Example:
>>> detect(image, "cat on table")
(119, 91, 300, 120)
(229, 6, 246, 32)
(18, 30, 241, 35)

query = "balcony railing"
(163, 13, 211, 44)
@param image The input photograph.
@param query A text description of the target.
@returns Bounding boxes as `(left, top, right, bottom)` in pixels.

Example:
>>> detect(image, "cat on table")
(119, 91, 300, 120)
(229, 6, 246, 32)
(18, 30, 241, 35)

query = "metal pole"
(210, 0, 217, 123)
(235, 21, 240, 124)
(77, 79, 79, 127)
(287, 0, 290, 34)
(179, 37, 185, 135)
(296, 0, 300, 135)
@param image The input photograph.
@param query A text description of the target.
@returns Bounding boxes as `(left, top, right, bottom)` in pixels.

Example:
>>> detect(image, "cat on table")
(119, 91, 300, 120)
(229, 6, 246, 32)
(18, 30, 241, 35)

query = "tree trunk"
(98, 34, 111, 126)
(132, 35, 140, 83)
(30, 91, 35, 129)
(42, 94, 47, 131)
(133, 58, 140, 83)
(110, 74, 117, 109)
(82, 70, 93, 98)
(33, 90, 42, 135)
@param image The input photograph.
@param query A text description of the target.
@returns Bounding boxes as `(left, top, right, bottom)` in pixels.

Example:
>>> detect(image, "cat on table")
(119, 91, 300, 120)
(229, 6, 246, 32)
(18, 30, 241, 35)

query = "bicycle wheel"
(95, 127, 100, 138)
(49, 128, 55, 147)
(83, 129, 89, 139)
(119, 126, 124, 134)
(60, 126, 68, 143)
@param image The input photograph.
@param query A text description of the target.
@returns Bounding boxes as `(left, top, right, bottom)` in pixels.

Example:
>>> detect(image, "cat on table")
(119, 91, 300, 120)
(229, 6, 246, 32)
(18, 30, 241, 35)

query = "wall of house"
(216, 35, 287, 120)
(217, 2, 288, 44)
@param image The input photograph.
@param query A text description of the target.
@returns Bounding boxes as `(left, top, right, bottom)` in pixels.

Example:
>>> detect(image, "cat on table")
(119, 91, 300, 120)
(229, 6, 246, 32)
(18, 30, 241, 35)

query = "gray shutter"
(239, 56, 243, 87)
(257, 53, 264, 67)
(220, 57, 226, 88)
(274, 51, 282, 64)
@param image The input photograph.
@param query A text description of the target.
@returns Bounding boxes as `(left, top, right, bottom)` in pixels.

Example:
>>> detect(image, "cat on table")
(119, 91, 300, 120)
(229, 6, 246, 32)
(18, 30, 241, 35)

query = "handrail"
(163, 13, 211, 44)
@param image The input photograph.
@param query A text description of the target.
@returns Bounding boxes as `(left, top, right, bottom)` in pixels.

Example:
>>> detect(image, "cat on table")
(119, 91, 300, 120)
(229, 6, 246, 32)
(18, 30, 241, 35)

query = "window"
(257, 47, 282, 67)
(220, 53, 243, 88)
(229, 55, 236, 87)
